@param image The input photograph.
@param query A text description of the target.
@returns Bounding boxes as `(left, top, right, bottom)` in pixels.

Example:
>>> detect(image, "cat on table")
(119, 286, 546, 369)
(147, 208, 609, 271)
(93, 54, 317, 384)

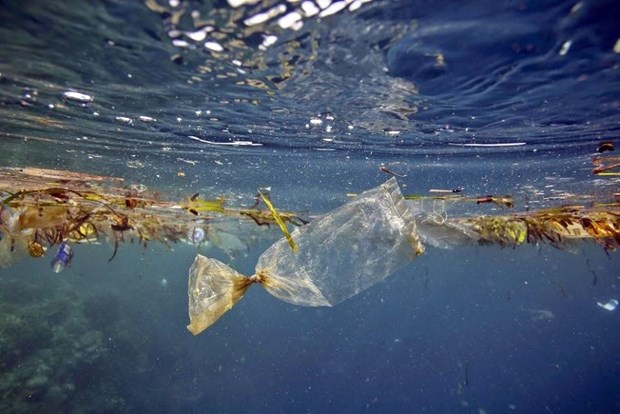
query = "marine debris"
(0, 167, 618, 334)
(188, 177, 619, 333)
(0, 167, 305, 269)
(188, 178, 424, 334)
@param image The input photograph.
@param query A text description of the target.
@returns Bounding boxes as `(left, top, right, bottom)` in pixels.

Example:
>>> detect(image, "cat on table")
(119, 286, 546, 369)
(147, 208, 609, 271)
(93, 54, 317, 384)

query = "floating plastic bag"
(187, 178, 424, 334)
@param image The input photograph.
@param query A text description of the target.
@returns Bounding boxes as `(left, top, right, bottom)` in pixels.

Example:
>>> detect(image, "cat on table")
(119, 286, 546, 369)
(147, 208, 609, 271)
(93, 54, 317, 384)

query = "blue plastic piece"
(51, 241, 73, 273)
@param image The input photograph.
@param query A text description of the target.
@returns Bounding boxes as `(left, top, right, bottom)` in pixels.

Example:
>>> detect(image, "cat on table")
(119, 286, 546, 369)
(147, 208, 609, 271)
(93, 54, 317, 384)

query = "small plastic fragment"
(51, 241, 73, 273)
(597, 299, 618, 311)
(187, 178, 424, 335)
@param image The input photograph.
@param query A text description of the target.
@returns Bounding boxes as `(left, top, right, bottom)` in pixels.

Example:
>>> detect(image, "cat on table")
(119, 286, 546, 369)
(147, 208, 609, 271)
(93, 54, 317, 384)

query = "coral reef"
(0, 278, 128, 414)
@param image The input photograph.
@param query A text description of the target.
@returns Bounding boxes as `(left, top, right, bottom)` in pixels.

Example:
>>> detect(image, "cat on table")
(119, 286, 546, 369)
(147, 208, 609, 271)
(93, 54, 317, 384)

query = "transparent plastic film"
(187, 178, 424, 334)
(187, 255, 253, 335)
(256, 177, 423, 306)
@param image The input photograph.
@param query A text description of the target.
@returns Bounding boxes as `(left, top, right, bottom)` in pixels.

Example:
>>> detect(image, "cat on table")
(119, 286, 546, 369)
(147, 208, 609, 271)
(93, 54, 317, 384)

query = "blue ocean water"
(0, 0, 619, 413)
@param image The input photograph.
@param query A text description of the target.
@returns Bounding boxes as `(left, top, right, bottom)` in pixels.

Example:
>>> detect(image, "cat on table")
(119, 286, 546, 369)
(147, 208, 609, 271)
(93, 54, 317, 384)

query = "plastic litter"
(51, 241, 73, 273)
(0, 167, 306, 268)
(2, 166, 619, 270)
(597, 299, 618, 311)
(187, 178, 424, 334)
(187, 227, 206, 244)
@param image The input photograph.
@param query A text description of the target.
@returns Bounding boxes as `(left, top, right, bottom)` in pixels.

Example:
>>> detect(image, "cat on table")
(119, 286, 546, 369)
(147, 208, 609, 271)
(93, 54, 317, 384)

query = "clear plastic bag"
(187, 178, 424, 335)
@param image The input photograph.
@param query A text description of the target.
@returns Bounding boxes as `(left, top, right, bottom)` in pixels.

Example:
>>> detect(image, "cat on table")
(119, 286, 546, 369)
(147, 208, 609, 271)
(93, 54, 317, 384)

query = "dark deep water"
(0, 0, 619, 413)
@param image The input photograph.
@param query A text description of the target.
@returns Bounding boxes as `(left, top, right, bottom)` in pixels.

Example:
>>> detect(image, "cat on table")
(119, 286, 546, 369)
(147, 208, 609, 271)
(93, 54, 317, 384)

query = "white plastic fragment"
(597, 299, 618, 311)
(559, 40, 572, 56)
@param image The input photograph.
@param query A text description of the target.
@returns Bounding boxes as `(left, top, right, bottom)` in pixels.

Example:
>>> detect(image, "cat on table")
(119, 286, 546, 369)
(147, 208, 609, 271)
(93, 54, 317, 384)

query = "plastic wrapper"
(187, 178, 424, 335)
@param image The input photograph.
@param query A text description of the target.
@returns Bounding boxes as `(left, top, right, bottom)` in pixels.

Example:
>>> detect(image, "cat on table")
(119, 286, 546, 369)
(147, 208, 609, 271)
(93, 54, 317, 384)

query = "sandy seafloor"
(0, 0, 619, 413)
